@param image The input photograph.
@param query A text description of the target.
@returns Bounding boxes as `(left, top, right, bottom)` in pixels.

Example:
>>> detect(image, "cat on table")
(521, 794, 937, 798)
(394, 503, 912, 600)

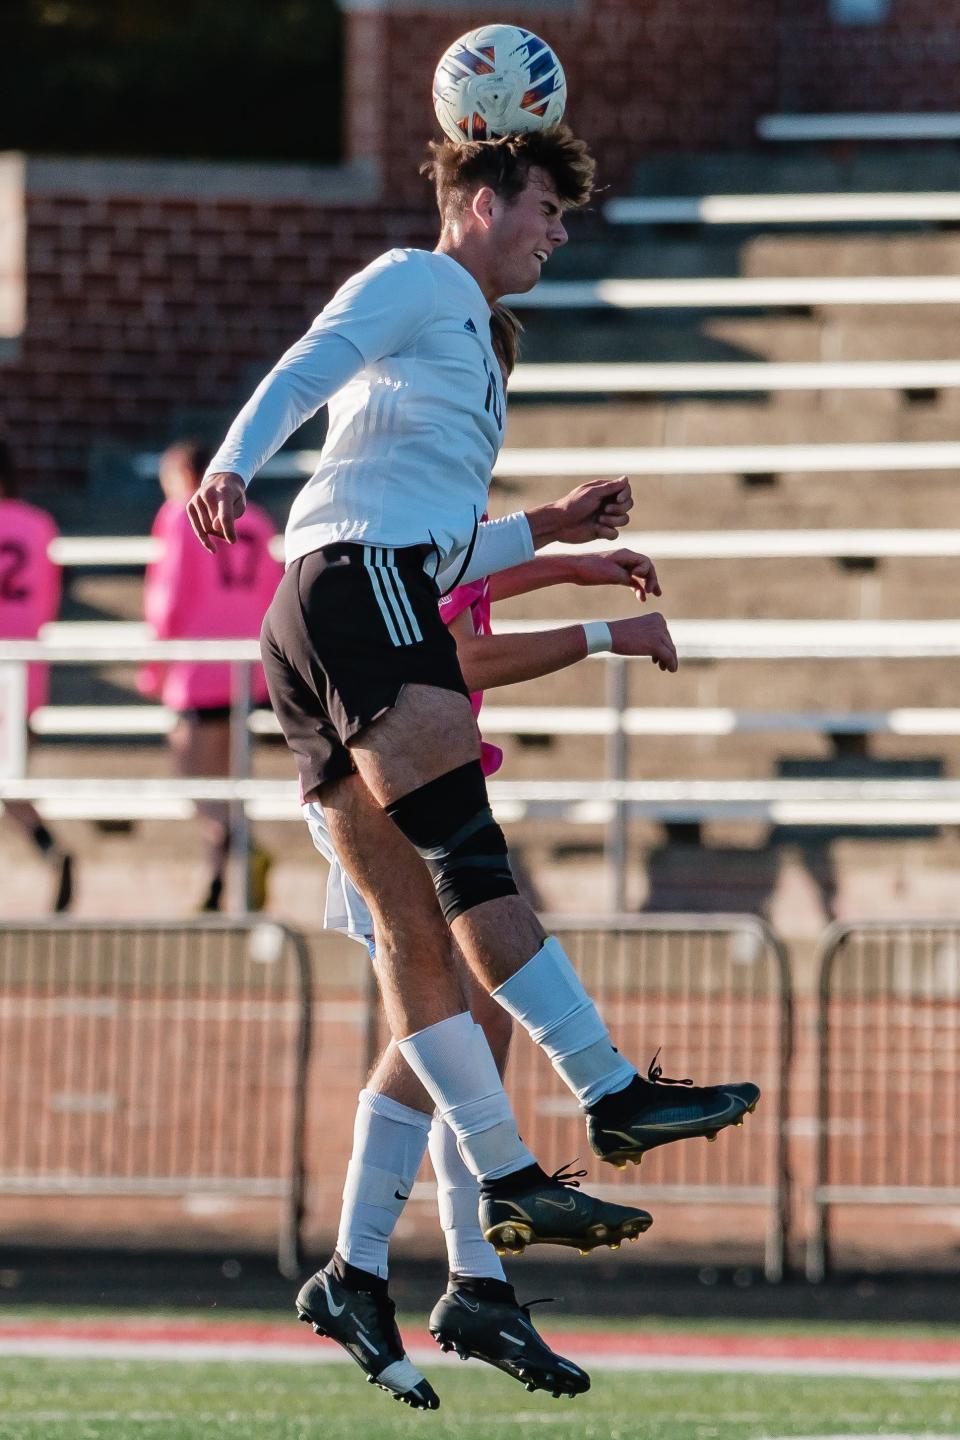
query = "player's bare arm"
(489, 547, 661, 603)
(187, 470, 247, 552)
(448, 607, 677, 690)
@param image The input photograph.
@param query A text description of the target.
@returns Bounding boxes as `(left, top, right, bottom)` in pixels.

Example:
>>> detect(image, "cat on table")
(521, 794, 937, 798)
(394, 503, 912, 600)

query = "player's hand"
(528, 476, 633, 546)
(187, 471, 247, 553)
(609, 613, 678, 672)
(569, 548, 661, 600)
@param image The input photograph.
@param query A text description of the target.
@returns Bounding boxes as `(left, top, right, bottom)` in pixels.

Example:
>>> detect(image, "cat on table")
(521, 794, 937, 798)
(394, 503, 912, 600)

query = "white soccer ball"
(432, 25, 567, 144)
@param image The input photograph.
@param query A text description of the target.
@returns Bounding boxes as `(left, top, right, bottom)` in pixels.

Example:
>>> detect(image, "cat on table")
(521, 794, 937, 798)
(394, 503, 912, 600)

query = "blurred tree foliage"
(0, 0, 342, 161)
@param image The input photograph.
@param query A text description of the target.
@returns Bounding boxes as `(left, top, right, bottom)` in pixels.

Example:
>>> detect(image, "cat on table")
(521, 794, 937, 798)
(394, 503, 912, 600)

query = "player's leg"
(264, 549, 650, 1248)
(4, 800, 72, 912)
(452, 898, 760, 1169)
(321, 767, 541, 1181)
(422, 970, 589, 1397)
(169, 711, 231, 911)
(330, 941, 589, 1399)
(341, 692, 653, 1255)
(169, 709, 272, 912)
(295, 773, 531, 1414)
(352, 683, 759, 1178)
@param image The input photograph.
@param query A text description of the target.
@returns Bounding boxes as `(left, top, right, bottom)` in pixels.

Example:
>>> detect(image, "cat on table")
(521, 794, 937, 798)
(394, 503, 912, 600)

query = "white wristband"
(582, 621, 612, 656)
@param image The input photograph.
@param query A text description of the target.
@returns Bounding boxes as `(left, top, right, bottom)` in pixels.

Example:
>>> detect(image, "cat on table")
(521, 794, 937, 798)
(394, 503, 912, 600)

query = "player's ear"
(469, 185, 498, 230)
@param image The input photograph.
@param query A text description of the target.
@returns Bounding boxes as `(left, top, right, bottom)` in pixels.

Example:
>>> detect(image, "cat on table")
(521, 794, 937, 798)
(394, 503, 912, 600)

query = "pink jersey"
(0, 498, 62, 715)
(139, 499, 283, 712)
(438, 573, 503, 778)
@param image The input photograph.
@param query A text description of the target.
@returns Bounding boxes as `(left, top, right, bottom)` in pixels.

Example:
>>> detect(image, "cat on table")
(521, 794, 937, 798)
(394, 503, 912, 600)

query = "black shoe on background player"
(295, 1256, 439, 1410)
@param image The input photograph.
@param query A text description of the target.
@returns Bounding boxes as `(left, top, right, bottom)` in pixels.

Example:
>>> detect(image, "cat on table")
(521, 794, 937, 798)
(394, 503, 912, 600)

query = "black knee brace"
(386, 760, 518, 924)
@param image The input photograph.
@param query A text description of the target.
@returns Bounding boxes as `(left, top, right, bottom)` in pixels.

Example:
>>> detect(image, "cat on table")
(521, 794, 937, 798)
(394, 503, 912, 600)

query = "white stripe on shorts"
(363, 546, 403, 645)
(383, 548, 423, 643)
(363, 545, 422, 647)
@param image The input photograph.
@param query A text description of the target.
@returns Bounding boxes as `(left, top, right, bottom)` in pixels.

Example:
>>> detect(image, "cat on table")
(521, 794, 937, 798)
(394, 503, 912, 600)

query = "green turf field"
(0, 1357, 957, 1440)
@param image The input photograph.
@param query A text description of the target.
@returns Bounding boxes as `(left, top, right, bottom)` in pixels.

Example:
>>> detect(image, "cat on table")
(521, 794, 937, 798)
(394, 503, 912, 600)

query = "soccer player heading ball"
(188, 34, 759, 1412)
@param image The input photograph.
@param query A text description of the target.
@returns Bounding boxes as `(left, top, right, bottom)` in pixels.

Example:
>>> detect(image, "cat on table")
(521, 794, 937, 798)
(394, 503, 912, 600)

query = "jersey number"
(216, 533, 258, 589)
(0, 540, 30, 601)
(483, 356, 503, 430)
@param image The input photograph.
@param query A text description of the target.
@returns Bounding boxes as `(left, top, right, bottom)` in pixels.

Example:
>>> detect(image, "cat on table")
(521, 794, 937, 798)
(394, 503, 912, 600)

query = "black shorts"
(260, 542, 469, 798)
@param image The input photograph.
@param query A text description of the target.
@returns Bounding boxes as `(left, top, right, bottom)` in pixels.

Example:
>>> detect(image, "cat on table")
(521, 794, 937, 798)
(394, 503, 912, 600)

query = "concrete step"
(627, 147, 960, 198)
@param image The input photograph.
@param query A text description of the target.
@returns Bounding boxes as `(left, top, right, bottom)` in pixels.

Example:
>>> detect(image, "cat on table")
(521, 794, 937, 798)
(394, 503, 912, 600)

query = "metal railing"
(503, 915, 793, 1280)
(0, 918, 313, 1275)
(807, 920, 960, 1281)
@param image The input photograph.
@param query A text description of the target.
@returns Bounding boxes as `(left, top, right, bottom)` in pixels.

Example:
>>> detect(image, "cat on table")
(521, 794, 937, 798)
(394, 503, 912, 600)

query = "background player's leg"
(169, 712, 272, 912)
(4, 800, 72, 912)
(169, 714, 231, 911)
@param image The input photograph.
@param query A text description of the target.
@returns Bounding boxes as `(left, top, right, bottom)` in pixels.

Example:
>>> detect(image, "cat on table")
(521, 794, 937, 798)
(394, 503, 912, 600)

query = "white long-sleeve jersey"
(207, 247, 510, 574)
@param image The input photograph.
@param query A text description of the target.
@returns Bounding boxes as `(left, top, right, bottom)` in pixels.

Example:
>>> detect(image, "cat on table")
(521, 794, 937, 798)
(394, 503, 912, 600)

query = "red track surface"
(1, 1318, 958, 1364)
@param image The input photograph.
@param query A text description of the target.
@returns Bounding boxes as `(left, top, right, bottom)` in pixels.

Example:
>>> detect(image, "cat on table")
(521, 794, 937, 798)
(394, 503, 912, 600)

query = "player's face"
(491, 166, 568, 295)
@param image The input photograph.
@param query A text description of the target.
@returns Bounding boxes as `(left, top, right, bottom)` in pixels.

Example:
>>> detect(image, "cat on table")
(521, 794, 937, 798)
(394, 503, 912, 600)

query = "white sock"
(428, 1114, 506, 1282)
(492, 936, 637, 1106)
(398, 1012, 535, 1182)
(336, 1088, 431, 1279)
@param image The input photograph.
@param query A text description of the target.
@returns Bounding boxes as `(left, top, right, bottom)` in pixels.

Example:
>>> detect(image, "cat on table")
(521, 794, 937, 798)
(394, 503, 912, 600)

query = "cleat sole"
(485, 1213, 651, 1256)
(432, 1330, 587, 1399)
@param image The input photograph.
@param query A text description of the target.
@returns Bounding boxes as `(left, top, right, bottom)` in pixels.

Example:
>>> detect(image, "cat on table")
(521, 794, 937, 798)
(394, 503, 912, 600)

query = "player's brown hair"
(489, 302, 522, 381)
(422, 124, 595, 220)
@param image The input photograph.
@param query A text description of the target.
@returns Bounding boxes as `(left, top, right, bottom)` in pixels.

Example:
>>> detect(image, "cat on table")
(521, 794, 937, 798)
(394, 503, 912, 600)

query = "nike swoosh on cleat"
(455, 1294, 480, 1312)
(321, 1272, 346, 1317)
(537, 1195, 577, 1211)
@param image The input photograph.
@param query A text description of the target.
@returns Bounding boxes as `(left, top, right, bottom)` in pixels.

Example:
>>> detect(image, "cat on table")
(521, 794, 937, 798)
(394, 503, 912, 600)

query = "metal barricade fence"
(389, 914, 790, 1280)
(0, 918, 312, 1276)
(807, 919, 960, 1281)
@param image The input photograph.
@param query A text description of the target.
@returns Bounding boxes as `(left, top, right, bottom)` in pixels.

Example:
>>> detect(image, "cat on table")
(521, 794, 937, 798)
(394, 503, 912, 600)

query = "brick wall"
(779, 0, 960, 113)
(0, 164, 435, 486)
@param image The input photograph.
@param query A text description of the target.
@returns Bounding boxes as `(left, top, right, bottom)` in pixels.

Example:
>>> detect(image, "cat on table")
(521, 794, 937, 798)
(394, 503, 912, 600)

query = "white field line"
(1, 1335, 959, 1379)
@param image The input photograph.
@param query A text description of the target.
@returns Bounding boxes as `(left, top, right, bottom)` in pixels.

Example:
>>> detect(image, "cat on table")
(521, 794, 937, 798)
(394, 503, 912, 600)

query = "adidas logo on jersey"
(463, 317, 478, 334)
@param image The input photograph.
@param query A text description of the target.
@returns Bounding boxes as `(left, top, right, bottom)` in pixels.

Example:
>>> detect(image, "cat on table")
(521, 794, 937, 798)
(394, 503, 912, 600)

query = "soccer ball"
(432, 25, 567, 144)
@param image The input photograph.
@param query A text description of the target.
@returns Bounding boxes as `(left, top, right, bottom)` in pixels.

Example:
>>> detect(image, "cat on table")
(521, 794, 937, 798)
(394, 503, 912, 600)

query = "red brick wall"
(1, 187, 435, 485)
(778, 0, 960, 113)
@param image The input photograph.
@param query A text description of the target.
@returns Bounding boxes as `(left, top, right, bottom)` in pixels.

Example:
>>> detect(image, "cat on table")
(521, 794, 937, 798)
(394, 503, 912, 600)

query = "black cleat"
(586, 1050, 761, 1167)
(479, 1164, 652, 1257)
(295, 1260, 439, 1410)
(430, 1277, 590, 1398)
